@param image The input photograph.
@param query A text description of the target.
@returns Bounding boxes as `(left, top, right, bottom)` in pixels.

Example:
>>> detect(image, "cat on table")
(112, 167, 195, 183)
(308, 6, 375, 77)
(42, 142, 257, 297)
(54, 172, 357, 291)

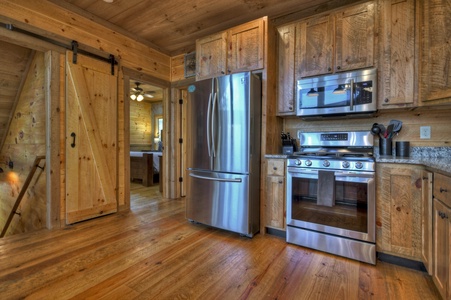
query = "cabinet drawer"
(434, 173, 451, 207)
(267, 159, 285, 176)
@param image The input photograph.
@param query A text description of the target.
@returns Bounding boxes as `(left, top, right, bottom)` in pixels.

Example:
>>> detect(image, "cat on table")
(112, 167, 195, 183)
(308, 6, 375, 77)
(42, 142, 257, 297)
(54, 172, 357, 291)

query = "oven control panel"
(287, 158, 375, 172)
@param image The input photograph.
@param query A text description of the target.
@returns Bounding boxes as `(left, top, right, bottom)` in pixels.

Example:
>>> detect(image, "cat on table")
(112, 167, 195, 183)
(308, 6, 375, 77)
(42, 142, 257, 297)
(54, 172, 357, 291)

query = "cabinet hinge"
(179, 99, 183, 104)
(179, 138, 183, 144)
(179, 177, 183, 182)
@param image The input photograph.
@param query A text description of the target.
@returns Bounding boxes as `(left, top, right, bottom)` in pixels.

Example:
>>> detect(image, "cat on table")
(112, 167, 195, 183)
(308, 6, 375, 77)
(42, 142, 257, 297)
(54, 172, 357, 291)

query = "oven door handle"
(335, 171, 374, 178)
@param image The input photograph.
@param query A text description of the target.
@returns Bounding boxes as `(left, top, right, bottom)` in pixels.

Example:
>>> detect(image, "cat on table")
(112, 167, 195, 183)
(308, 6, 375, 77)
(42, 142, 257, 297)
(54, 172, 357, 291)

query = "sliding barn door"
(65, 51, 118, 224)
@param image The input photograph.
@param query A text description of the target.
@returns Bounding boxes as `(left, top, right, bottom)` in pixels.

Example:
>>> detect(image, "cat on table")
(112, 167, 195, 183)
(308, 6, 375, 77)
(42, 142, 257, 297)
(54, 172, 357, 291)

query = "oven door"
(286, 167, 375, 242)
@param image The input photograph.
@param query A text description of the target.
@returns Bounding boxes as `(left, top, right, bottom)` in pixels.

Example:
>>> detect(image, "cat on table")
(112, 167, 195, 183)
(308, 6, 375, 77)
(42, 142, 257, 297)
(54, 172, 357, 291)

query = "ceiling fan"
(130, 82, 154, 101)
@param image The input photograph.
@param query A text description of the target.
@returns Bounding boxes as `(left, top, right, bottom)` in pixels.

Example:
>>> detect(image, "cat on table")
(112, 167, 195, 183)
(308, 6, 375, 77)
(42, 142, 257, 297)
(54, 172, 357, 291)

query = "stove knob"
(323, 160, 330, 167)
(342, 161, 350, 168)
(295, 159, 302, 166)
(355, 162, 363, 169)
(305, 160, 312, 167)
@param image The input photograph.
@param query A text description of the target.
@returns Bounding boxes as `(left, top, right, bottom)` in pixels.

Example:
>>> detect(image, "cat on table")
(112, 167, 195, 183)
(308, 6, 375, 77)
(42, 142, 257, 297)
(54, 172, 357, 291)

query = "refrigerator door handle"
(211, 90, 218, 158)
(206, 92, 212, 157)
(189, 173, 242, 183)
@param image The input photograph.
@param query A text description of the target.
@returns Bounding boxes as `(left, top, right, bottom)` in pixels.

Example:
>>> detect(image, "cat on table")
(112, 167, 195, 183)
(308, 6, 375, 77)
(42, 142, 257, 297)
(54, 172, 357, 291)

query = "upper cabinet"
(378, 0, 416, 109)
(419, 0, 451, 105)
(296, 2, 375, 78)
(334, 2, 375, 72)
(196, 18, 265, 80)
(297, 14, 334, 78)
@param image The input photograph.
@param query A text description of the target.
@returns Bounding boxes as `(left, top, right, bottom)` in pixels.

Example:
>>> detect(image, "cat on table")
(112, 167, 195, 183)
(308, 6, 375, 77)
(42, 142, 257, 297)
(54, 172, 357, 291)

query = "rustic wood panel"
(129, 100, 152, 148)
(0, 183, 441, 299)
(170, 54, 186, 82)
(0, 51, 46, 237)
(376, 164, 423, 260)
(276, 24, 296, 115)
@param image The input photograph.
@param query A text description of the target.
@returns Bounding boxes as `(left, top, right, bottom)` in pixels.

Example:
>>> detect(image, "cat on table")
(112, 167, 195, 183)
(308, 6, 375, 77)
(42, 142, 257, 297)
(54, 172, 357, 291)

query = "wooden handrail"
(1, 155, 46, 238)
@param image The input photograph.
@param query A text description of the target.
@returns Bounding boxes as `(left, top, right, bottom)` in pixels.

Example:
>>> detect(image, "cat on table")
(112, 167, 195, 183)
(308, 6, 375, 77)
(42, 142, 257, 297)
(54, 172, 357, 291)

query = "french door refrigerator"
(186, 72, 261, 237)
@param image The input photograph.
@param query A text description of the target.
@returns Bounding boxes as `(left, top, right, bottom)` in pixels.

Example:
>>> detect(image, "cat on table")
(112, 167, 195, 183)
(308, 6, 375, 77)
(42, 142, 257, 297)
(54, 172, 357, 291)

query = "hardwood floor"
(0, 183, 441, 299)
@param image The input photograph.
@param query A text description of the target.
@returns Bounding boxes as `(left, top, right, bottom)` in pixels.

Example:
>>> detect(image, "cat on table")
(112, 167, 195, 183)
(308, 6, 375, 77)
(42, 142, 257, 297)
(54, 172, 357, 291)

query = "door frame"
(121, 68, 171, 203)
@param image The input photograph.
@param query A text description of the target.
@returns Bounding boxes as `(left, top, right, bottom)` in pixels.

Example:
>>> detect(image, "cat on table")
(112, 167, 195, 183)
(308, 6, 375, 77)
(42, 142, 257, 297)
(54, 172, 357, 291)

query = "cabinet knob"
(278, 180, 283, 184)
(337, 66, 341, 70)
(384, 98, 389, 103)
(289, 107, 293, 110)
(328, 67, 332, 72)
(273, 167, 277, 170)
(440, 187, 448, 193)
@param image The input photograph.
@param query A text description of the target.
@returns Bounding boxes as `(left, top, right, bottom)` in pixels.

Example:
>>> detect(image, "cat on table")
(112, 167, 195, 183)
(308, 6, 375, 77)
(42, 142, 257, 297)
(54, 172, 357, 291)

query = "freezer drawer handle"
(189, 173, 242, 183)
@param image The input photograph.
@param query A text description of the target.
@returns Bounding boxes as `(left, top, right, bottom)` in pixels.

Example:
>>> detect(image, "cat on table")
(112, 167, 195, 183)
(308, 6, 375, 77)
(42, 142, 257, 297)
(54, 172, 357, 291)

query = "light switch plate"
(420, 126, 431, 139)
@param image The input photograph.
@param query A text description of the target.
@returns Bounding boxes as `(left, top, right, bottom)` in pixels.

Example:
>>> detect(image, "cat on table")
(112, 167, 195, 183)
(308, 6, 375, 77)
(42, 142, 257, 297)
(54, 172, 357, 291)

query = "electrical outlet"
(420, 126, 431, 139)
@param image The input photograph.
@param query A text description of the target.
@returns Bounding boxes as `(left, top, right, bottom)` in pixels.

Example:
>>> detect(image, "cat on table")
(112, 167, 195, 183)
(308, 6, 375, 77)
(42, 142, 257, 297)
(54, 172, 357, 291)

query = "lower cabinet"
(376, 164, 424, 260)
(265, 159, 286, 230)
(432, 172, 451, 300)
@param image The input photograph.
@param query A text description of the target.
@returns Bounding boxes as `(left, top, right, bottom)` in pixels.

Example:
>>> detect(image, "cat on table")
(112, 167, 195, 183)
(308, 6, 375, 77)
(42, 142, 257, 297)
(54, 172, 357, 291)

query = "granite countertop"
(375, 146, 451, 176)
(266, 147, 451, 176)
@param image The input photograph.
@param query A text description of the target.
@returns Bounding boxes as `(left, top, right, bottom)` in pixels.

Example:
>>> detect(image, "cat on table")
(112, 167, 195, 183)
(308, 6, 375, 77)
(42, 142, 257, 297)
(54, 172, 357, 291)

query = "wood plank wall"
(283, 107, 451, 151)
(0, 51, 46, 237)
(129, 101, 152, 150)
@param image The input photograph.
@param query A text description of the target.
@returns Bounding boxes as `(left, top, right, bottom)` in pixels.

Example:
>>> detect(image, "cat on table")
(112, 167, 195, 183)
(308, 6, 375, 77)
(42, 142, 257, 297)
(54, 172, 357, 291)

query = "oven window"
(291, 177, 368, 233)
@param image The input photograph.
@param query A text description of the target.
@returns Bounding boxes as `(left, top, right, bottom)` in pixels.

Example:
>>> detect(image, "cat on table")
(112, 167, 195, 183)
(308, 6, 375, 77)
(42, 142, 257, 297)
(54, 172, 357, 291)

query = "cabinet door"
(265, 176, 285, 229)
(432, 199, 450, 300)
(422, 171, 433, 275)
(379, 0, 415, 109)
(376, 164, 422, 259)
(297, 14, 334, 77)
(196, 32, 228, 80)
(277, 24, 296, 115)
(335, 2, 375, 72)
(228, 18, 264, 73)
(420, 0, 451, 104)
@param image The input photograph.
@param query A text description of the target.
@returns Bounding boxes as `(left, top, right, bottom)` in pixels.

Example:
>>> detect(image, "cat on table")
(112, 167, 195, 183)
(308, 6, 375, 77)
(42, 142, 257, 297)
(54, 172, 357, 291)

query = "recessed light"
(103, 0, 114, 3)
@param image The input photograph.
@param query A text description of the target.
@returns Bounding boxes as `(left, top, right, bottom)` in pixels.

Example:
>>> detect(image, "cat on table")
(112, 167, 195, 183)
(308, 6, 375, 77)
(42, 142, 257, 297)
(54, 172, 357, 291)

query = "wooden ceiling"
(53, 0, 361, 56)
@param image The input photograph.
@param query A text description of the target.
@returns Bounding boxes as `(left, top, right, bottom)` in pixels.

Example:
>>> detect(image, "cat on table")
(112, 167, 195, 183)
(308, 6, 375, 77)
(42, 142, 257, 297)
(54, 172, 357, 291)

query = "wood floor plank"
(0, 183, 442, 299)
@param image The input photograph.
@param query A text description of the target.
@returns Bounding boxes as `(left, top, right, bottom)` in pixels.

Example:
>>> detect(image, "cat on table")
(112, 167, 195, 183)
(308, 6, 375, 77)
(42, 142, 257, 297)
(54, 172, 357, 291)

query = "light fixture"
(103, 0, 114, 3)
(130, 82, 144, 101)
(307, 88, 319, 97)
(333, 84, 347, 94)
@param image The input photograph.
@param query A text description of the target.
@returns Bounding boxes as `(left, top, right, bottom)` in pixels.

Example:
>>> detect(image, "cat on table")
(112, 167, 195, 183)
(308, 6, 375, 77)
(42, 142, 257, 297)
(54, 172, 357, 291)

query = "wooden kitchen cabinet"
(378, 0, 416, 109)
(265, 159, 286, 230)
(421, 170, 433, 275)
(196, 18, 265, 80)
(196, 32, 228, 80)
(376, 164, 423, 260)
(419, 0, 451, 105)
(295, 1, 374, 78)
(432, 172, 451, 300)
(276, 24, 296, 115)
(297, 14, 333, 78)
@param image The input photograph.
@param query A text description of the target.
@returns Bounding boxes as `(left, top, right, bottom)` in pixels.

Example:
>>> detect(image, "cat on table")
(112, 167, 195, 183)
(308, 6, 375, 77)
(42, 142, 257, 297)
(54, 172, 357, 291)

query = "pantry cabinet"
(276, 24, 296, 115)
(419, 0, 451, 105)
(376, 164, 423, 260)
(432, 172, 451, 300)
(265, 159, 286, 230)
(196, 18, 265, 80)
(378, 0, 416, 109)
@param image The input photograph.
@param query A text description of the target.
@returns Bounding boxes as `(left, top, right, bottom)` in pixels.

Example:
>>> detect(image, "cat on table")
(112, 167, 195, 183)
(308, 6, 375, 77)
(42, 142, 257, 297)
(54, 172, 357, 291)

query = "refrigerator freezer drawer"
(186, 170, 258, 237)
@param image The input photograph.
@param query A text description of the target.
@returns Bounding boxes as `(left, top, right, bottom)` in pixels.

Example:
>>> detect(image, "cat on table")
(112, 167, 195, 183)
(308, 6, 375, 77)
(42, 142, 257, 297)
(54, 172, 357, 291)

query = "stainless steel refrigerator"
(186, 72, 261, 237)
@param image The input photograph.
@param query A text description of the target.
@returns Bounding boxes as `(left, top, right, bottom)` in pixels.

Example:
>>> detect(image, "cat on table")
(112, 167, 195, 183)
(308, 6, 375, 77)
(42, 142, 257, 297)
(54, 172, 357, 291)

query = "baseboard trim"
(377, 252, 427, 272)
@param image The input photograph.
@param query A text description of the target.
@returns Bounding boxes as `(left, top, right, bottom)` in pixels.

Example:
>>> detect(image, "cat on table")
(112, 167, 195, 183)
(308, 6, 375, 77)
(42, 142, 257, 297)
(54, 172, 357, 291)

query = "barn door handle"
(71, 132, 76, 148)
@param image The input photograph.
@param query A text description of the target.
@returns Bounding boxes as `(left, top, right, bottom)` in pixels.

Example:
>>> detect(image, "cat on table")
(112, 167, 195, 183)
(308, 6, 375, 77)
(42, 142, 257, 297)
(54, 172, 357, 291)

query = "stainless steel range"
(286, 131, 376, 264)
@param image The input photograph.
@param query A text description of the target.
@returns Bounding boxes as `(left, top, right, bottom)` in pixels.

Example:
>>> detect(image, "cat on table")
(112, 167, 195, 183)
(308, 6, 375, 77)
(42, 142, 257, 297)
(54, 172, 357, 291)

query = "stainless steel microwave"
(296, 68, 377, 119)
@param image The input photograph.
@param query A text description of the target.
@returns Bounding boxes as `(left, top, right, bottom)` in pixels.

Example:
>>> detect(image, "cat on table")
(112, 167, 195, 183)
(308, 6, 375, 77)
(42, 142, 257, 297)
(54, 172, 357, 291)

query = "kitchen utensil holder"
(379, 138, 392, 156)
(396, 141, 410, 157)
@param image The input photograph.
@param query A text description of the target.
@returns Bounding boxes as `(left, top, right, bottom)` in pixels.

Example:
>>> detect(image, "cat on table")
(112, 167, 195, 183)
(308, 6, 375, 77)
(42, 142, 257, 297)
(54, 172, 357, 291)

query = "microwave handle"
(349, 79, 355, 111)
